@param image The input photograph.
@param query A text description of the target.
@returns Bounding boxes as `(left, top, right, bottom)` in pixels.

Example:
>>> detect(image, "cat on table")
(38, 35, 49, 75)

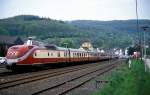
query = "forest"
(0, 15, 150, 49)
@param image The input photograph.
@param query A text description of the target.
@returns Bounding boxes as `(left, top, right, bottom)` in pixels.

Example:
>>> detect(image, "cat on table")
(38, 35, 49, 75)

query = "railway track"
(0, 59, 122, 95)
(0, 66, 15, 77)
(0, 61, 107, 78)
(34, 63, 116, 95)
(0, 60, 111, 88)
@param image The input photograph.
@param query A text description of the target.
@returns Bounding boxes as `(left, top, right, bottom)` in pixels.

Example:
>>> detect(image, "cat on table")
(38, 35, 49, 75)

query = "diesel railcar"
(5, 39, 111, 70)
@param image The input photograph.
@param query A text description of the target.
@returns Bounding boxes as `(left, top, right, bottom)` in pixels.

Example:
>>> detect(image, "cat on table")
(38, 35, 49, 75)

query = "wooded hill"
(0, 15, 150, 49)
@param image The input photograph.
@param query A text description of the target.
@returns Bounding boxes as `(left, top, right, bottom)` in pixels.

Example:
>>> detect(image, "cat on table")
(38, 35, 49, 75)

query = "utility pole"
(141, 26, 149, 72)
(141, 26, 148, 59)
(135, 0, 142, 59)
(108, 35, 113, 64)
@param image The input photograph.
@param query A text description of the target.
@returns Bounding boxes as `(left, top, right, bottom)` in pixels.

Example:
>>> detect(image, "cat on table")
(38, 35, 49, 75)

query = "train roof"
(37, 42, 100, 53)
(45, 44, 87, 52)
(25, 38, 102, 53)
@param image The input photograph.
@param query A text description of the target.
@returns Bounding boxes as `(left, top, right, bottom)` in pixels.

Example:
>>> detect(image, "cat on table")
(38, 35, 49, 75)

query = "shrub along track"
(0, 59, 122, 95)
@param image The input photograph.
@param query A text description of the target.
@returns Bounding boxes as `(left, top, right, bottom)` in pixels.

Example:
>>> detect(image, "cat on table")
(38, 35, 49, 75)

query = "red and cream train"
(5, 39, 114, 69)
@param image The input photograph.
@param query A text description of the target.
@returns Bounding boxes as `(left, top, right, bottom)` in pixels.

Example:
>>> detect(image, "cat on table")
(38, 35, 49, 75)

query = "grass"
(93, 59, 150, 95)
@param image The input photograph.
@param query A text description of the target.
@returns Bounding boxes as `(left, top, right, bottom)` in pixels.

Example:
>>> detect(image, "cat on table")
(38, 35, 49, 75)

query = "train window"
(34, 53, 37, 56)
(67, 52, 69, 57)
(51, 53, 53, 56)
(48, 52, 49, 56)
(66, 52, 68, 57)
(68, 52, 70, 57)
(58, 52, 60, 57)
(64, 52, 68, 57)
(11, 47, 19, 50)
(64, 52, 66, 57)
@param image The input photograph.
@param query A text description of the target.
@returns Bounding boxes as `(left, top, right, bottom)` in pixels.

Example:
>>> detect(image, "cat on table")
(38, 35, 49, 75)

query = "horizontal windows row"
(34, 51, 102, 57)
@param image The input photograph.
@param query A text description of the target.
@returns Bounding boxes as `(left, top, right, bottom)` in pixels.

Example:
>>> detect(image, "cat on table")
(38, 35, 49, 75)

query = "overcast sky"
(0, 0, 150, 20)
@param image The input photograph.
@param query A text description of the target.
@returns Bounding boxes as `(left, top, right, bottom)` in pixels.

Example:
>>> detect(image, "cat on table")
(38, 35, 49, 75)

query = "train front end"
(6, 45, 34, 67)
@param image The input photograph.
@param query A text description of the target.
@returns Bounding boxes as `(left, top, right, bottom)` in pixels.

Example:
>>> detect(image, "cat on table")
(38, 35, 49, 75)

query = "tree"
(60, 39, 75, 48)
